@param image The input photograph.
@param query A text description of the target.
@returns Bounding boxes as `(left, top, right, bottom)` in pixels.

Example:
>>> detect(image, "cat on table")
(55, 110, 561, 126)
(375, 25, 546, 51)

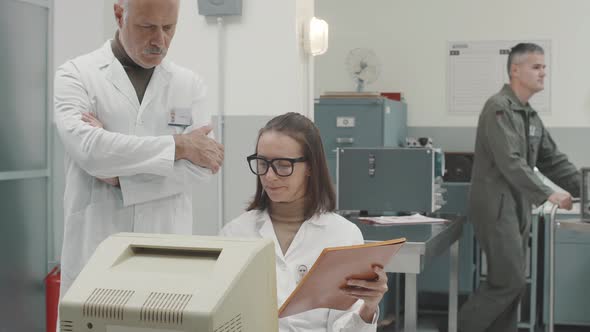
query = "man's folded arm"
(54, 63, 176, 178)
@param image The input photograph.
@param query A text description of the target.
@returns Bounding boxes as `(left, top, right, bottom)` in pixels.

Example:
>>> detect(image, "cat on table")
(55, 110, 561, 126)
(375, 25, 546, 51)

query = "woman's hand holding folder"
(278, 238, 405, 319)
(341, 265, 388, 323)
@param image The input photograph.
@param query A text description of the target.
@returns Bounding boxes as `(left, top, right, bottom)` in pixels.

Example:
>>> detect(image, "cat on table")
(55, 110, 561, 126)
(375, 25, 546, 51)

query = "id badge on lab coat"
(168, 108, 192, 127)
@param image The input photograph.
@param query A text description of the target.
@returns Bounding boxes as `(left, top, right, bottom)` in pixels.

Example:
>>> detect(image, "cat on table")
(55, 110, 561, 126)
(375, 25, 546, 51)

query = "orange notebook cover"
(278, 237, 406, 318)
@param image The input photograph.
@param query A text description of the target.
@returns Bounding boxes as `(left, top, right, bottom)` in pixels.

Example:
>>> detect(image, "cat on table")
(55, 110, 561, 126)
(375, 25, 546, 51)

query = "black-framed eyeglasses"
(247, 154, 307, 177)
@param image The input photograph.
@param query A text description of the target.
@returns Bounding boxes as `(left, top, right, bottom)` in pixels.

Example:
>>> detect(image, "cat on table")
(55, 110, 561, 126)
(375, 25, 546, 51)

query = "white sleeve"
(219, 223, 231, 236)
(327, 301, 379, 332)
(118, 159, 211, 206)
(54, 61, 175, 178)
(117, 74, 213, 206)
(218, 213, 253, 237)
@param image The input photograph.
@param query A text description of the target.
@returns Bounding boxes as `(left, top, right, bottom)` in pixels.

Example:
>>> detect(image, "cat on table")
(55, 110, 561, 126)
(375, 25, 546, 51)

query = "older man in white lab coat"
(54, 0, 223, 299)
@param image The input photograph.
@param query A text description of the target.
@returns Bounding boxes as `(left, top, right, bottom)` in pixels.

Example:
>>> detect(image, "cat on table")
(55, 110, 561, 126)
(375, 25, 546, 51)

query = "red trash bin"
(45, 265, 60, 332)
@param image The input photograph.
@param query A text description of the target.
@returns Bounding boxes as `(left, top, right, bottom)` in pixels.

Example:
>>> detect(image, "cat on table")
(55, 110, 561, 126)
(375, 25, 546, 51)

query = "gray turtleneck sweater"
(110, 32, 154, 104)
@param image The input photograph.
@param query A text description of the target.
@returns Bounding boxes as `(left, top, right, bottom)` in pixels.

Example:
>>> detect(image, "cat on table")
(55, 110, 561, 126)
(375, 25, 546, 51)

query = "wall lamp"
(303, 17, 329, 56)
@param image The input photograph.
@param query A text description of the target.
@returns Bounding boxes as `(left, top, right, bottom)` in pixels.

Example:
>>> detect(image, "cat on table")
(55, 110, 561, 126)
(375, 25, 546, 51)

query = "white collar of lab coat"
(96, 40, 173, 111)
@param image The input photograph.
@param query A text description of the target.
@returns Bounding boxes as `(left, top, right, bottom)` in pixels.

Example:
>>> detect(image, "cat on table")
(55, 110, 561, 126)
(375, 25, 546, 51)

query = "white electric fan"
(345, 48, 381, 92)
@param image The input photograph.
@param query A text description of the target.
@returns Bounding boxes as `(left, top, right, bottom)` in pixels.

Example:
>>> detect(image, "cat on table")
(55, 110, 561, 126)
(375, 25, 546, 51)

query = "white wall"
(316, 0, 590, 127)
(165, 0, 313, 117)
(53, 1, 104, 69)
(103, 1, 117, 39)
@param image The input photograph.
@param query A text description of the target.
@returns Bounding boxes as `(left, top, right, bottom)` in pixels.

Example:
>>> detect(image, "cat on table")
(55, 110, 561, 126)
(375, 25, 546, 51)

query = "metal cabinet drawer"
(315, 102, 384, 159)
(551, 242, 590, 325)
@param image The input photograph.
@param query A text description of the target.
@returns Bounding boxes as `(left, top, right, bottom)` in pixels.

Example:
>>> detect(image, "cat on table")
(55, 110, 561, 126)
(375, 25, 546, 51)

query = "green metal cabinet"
(543, 214, 590, 326)
(417, 221, 475, 294)
(314, 97, 407, 182)
(336, 147, 441, 214)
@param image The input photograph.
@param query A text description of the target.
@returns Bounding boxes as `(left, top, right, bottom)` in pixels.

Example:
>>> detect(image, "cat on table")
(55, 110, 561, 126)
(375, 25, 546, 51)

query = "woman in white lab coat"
(220, 112, 388, 332)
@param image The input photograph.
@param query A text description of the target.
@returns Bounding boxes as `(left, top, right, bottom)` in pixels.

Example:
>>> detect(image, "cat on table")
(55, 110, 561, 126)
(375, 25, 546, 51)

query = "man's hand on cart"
(548, 192, 573, 210)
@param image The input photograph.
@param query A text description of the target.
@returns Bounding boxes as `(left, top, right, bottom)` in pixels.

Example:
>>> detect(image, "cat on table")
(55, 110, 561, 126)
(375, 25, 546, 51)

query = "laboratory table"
(347, 217, 464, 332)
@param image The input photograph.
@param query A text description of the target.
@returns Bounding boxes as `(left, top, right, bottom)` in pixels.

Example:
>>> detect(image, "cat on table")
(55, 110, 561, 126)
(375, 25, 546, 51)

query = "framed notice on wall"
(447, 40, 551, 114)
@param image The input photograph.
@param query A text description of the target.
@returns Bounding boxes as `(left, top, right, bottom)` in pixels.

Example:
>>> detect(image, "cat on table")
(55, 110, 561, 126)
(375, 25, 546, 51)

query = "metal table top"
(346, 216, 464, 274)
(557, 220, 590, 232)
(538, 202, 590, 233)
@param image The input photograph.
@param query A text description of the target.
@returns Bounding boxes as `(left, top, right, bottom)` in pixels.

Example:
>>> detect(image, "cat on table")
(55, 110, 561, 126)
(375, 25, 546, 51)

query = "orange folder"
(278, 237, 406, 318)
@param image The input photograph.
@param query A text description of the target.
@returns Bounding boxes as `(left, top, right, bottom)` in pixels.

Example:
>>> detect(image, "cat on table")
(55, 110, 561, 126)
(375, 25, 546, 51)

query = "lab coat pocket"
(168, 124, 184, 135)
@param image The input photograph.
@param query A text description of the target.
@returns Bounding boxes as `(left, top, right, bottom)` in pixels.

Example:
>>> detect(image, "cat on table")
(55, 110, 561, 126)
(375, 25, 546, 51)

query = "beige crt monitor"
(59, 233, 278, 332)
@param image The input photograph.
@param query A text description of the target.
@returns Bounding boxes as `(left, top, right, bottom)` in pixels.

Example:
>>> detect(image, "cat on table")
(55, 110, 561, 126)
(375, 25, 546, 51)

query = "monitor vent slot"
(60, 320, 74, 332)
(140, 292, 192, 324)
(214, 314, 243, 332)
(83, 288, 135, 320)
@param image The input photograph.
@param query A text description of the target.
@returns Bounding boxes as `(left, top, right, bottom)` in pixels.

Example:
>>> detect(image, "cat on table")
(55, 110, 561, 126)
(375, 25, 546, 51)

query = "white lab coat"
(220, 210, 378, 332)
(54, 41, 211, 298)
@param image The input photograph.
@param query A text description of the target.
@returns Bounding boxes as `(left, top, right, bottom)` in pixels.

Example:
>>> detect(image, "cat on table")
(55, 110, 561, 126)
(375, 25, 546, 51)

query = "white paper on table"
(358, 213, 449, 225)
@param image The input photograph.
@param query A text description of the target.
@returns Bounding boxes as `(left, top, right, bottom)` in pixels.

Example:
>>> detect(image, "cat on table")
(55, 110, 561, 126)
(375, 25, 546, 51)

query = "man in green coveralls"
(458, 43, 581, 332)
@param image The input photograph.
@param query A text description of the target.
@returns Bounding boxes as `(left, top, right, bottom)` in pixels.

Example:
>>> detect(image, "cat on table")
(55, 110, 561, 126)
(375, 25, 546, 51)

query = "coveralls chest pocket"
(509, 111, 528, 158)
(528, 125, 542, 165)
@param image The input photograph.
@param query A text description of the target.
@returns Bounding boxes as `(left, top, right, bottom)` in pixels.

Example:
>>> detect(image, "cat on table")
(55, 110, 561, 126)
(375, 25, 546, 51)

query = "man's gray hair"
(507, 43, 544, 79)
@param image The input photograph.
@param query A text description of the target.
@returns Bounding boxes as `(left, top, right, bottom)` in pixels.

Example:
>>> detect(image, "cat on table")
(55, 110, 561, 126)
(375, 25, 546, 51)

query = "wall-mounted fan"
(345, 48, 380, 92)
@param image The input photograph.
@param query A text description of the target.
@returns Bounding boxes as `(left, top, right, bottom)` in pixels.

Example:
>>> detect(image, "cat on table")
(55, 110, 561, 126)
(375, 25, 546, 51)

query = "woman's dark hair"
(247, 112, 335, 219)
